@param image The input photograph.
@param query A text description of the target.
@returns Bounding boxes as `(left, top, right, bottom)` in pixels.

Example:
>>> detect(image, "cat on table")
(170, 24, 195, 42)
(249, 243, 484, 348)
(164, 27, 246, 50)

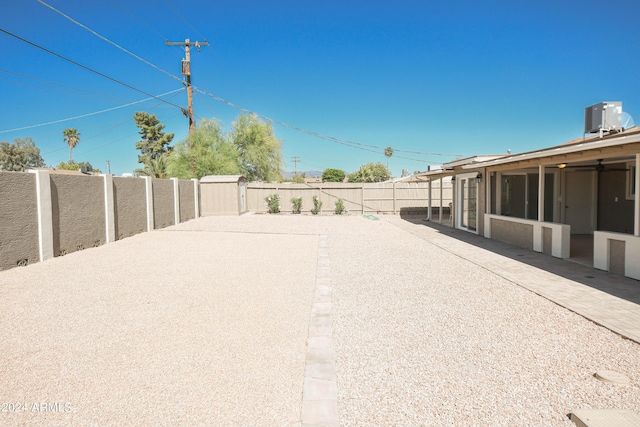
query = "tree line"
(0, 112, 393, 182)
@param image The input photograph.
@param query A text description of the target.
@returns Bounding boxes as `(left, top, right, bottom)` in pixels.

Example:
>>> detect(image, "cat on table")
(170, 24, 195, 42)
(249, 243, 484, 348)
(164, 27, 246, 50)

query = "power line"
(0, 88, 184, 134)
(37, 0, 185, 85)
(0, 27, 186, 112)
(28, 4, 459, 162)
(42, 91, 185, 157)
(161, 0, 208, 41)
(109, 0, 174, 44)
(193, 87, 438, 163)
(0, 68, 134, 102)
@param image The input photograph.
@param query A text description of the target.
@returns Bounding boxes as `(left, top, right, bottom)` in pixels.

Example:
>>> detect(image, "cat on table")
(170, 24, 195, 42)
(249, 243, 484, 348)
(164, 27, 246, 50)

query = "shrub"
(265, 194, 280, 213)
(311, 195, 322, 215)
(334, 198, 346, 215)
(291, 196, 302, 214)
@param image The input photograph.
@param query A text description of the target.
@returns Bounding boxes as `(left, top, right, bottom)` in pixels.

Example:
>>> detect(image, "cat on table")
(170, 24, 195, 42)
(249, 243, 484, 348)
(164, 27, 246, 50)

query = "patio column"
(538, 165, 545, 222)
(496, 172, 502, 214)
(635, 153, 640, 236)
(439, 177, 443, 224)
(485, 171, 491, 215)
(427, 179, 432, 221)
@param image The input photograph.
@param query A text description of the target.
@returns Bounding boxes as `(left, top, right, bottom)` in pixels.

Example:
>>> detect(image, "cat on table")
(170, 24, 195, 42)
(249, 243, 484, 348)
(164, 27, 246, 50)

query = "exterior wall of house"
(0, 172, 40, 270)
(179, 180, 196, 222)
(50, 174, 106, 257)
(490, 217, 534, 250)
(542, 226, 553, 256)
(597, 165, 634, 234)
(477, 173, 487, 236)
(113, 177, 147, 240)
(152, 179, 175, 229)
(594, 231, 640, 279)
(609, 239, 625, 275)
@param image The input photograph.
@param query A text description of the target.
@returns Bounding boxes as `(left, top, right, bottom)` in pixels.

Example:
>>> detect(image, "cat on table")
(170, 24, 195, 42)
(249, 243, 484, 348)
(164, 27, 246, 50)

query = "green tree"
(62, 128, 80, 162)
(56, 160, 101, 174)
(230, 113, 283, 182)
(321, 168, 345, 182)
(347, 162, 391, 183)
(384, 146, 393, 168)
(0, 137, 45, 171)
(167, 119, 242, 179)
(134, 112, 174, 164)
(134, 156, 170, 178)
(291, 172, 306, 183)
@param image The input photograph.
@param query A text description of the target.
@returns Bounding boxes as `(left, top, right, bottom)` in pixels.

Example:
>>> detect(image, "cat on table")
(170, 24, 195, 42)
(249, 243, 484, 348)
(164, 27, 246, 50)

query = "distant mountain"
(282, 170, 322, 179)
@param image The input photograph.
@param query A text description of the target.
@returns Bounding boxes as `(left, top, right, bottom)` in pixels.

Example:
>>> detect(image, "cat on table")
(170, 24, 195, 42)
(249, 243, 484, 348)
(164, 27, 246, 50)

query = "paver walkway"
(389, 215, 640, 344)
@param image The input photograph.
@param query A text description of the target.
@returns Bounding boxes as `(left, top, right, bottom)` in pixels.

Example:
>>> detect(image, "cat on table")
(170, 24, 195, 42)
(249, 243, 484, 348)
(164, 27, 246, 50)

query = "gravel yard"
(0, 214, 638, 426)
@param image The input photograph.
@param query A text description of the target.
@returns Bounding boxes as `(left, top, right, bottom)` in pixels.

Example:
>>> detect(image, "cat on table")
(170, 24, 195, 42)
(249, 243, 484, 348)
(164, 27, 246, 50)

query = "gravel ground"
(0, 216, 318, 426)
(330, 215, 640, 426)
(1, 213, 639, 426)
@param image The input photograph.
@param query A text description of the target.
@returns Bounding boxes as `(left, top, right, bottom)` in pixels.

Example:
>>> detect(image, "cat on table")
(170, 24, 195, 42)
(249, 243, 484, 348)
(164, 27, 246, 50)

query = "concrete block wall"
(0, 172, 40, 270)
(51, 174, 106, 257)
(113, 176, 147, 240)
(0, 171, 199, 271)
(152, 178, 175, 230)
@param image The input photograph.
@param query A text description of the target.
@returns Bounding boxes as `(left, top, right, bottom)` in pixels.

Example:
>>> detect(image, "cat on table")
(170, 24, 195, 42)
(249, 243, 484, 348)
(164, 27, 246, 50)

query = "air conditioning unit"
(584, 102, 622, 134)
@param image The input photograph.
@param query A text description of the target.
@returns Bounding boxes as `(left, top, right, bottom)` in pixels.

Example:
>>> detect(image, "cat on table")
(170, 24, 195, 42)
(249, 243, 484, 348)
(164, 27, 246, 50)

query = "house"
(418, 125, 640, 280)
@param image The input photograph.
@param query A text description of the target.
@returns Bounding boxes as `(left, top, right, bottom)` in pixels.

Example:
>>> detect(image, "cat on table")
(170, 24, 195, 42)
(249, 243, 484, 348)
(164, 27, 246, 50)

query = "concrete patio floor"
(0, 214, 638, 426)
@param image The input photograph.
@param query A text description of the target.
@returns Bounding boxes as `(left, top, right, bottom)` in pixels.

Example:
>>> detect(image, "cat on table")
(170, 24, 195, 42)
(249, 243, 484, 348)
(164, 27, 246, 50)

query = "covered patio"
(420, 128, 640, 280)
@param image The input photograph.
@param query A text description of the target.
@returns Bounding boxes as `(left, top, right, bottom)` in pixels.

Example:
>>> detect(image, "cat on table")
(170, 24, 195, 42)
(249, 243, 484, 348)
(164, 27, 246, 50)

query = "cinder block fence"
(0, 170, 199, 271)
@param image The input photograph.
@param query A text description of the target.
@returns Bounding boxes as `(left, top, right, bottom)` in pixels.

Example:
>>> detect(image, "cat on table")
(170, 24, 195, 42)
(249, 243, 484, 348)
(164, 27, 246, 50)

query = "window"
(497, 172, 555, 221)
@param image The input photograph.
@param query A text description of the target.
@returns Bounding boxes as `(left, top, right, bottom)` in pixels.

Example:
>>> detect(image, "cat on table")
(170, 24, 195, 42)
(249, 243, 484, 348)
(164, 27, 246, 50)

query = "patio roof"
(462, 127, 640, 170)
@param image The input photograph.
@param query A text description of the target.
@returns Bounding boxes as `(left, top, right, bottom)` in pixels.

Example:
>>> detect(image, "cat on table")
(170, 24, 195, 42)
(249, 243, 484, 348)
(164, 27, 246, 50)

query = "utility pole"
(106, 160, 111, 175)
(291, 156, 300, 177)
(165, 38, 209, 135)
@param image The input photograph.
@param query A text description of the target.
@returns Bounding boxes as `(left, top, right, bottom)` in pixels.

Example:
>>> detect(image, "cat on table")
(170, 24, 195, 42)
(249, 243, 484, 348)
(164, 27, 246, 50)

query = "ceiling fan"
(564, 159, 630, 172)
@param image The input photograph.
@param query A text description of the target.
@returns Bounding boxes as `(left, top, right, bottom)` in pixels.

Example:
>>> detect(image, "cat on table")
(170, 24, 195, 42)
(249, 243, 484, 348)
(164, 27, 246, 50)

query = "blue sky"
(1, 0, 639, 176)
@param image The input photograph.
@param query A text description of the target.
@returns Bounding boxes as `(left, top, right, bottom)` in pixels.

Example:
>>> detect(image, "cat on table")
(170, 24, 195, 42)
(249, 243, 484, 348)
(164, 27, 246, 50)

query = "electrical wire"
(0, 27, 186, 112)
(109, 0, 175, 46)
(44, 93, 185, 159)
(76, 112, 184, 156)
(160, 0, 208, 42)
(27, 4, 459, 163)
(0, 88, 184, 134)
(0, 68, 134, 102)
(37, 0, 185, 85)
(194, 87, 438, 163)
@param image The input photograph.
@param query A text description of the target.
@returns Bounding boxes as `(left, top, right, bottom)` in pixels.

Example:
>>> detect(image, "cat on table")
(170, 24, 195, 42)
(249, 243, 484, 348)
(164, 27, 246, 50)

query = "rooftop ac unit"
(584, 102, 622, 135)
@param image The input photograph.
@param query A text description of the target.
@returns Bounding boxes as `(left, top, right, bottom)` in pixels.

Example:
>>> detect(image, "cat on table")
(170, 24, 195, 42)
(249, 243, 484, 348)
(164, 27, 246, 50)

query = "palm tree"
(134, 156, 170, 178)
(63, 128, 80, 162)
(384, 146, 393, 169)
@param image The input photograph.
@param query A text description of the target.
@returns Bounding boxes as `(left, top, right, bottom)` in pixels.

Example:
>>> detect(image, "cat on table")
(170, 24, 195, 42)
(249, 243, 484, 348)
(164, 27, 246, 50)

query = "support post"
(144, 176, 154, 231)
(102, 174, 116, 243)
(192, 178, 200, 218)
(172, 178, 180, 225)
(393, 182, 396, 214)
(538, 165, 545, 222)
(427, 179, 432, 221)
(635, 154, 640, 236)
(438, 178, 443, 224)
(29, 170, 54, 262)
